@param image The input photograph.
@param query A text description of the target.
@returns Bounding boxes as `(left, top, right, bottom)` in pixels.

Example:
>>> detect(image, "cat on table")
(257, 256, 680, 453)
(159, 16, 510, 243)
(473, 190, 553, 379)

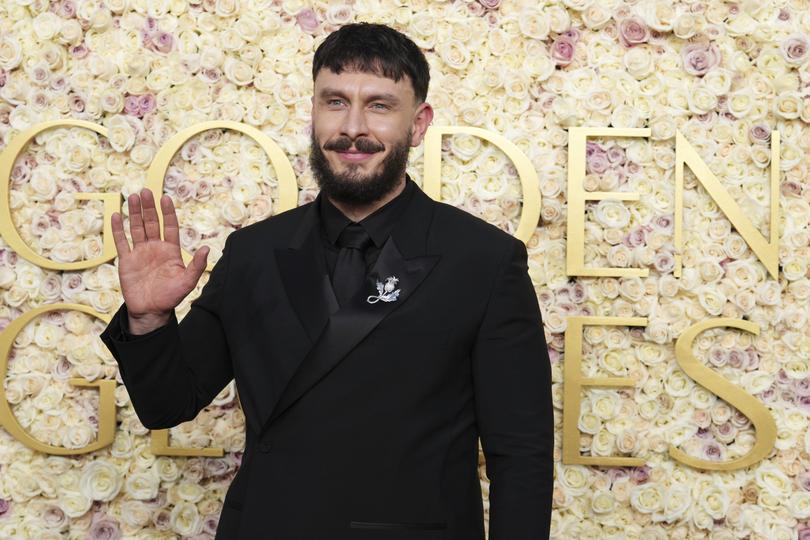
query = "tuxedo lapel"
(263, 184, 440, 429)
(274, 202, 339, 345)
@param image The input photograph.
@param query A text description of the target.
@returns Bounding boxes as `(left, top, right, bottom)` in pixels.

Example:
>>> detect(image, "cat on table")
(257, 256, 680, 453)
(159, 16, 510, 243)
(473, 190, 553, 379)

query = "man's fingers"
(161, 195, 181, 246)
(140, 188, 161, 241)
(127, 193, 146, 245)
(184, 246, 210, 286)
(110, 212, 131, 256)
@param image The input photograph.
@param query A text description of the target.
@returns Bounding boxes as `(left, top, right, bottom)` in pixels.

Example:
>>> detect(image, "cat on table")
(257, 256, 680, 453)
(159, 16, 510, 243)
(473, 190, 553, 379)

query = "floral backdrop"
(0, 0, 809, 538)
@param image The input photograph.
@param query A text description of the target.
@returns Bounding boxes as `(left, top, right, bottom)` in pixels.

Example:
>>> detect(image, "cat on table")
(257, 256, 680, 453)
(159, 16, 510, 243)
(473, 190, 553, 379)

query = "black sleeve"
(472, 238, 554, 539)
(100, 237, 235, 430)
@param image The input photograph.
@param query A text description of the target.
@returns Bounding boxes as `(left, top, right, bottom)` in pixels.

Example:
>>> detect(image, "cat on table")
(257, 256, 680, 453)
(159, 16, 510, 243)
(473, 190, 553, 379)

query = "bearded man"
(101, 22, 553, 540)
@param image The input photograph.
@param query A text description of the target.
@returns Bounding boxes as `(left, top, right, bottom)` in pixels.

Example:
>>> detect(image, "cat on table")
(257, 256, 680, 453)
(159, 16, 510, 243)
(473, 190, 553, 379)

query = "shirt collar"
(319, 175, 416, 249)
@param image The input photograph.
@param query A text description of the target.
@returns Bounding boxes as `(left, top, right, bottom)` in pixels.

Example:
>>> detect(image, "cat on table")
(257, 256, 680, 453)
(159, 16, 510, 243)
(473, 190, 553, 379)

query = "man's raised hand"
(111, 188, 210, 335)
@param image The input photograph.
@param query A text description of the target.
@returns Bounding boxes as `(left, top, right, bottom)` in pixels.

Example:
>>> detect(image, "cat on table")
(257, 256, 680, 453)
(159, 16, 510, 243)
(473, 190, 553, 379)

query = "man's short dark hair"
(312, 23, 430, 103)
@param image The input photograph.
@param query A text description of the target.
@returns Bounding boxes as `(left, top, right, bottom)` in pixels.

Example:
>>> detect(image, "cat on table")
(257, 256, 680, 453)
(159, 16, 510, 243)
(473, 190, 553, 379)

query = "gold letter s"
(671, 318, 776, 470)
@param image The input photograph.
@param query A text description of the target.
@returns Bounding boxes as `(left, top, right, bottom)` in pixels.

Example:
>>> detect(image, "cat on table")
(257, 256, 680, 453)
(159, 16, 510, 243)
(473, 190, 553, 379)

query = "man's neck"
(328, 176, 407, 222)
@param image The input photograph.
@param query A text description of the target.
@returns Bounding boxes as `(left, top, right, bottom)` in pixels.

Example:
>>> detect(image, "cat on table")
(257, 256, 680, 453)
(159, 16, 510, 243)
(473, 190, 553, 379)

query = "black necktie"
(333, 223, 373, 307)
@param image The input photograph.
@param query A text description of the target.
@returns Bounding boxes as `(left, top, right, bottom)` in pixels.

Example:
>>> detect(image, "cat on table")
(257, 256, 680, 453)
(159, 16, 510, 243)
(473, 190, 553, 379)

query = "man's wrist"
(127, 311, 172, 335)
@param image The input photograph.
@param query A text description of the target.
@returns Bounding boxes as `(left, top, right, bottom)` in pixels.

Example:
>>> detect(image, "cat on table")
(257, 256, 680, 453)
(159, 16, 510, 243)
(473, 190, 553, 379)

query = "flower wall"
(0, 0, 809, 539)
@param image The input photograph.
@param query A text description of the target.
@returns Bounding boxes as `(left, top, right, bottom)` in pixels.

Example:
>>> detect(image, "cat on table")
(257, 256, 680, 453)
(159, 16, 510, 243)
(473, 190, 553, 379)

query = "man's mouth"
(335, 150, 377, 162)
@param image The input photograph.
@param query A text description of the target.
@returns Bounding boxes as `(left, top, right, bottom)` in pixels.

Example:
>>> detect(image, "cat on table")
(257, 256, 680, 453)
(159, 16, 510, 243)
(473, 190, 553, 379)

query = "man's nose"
(340, 102, 368, 140)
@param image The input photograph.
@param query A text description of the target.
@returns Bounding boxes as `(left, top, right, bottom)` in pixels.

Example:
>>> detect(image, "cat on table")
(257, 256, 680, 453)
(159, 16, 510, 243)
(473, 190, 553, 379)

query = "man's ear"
(410, 102, 434, 147)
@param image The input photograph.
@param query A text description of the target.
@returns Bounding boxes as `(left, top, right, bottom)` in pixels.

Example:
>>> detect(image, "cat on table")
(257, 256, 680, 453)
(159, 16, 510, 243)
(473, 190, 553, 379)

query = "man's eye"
(327, 99, 344, 106)
(371, 103, 389, 110)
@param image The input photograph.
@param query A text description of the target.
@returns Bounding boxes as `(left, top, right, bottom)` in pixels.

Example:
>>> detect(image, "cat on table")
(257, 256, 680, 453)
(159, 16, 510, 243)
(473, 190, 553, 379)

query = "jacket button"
(259, 440, 272, 453)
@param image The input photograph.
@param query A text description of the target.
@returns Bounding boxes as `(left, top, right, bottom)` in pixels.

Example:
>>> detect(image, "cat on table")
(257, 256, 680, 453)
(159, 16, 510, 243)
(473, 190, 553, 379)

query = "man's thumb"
(185, 246, 210, 283)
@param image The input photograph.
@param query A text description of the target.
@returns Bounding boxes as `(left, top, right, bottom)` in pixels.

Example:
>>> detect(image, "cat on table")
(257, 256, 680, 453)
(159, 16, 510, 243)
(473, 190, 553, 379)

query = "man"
(101, 23, 553, 539)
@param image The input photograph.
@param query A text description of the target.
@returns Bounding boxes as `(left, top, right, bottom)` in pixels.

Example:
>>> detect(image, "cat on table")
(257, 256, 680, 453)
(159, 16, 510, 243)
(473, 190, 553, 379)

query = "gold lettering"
(674, 130, 779, 278)
(0, 120, 120, 270)
(150, 429, 223, 457)
(146, 120, 299, 271)
(566, 128, 650, 277)
(670, 319, 777, 471)
(0, 304, 116, 454)
(563, 316, 646, 467)
(422, 126, 540, 243)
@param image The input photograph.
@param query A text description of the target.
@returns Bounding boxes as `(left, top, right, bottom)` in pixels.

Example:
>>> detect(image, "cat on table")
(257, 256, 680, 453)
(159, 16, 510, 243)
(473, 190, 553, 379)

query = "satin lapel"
(273, 202, 339, 345)
(263, 185, 441, 428)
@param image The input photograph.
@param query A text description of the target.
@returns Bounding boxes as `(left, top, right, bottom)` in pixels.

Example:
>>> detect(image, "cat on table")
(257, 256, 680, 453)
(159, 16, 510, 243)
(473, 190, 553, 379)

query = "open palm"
(112, 188, 209, 331)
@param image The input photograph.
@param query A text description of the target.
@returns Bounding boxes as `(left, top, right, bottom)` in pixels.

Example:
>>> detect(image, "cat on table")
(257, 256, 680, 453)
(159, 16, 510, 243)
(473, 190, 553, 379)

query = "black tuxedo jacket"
(100, 184, 553, 539)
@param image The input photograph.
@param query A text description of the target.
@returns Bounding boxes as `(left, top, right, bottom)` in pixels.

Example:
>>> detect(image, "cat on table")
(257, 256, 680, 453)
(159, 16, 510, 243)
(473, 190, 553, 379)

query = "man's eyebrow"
(318, 88, 400, 103)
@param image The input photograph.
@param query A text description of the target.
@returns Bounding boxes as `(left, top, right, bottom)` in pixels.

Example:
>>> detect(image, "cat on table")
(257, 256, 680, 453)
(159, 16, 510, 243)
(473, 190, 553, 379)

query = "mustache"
(323, 136, 385, 153)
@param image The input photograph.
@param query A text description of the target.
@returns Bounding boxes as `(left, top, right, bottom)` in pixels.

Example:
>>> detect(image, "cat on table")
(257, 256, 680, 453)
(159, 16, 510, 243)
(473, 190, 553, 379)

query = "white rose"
(0, 37, 23, 70)
(58, 491, 93, 518)
(224, 58, 254, 86)
(124, 470, 160, 500)
(624, 47, 654, 79)
(120, 500, 152, 528)
(630, 484, 664, 514)
(79, 460, 122, 502)
(105, 115, 136, 152)
(32, 12, 62, 41)
(697, 484, 729, 520)
(170, 501, 202, 536)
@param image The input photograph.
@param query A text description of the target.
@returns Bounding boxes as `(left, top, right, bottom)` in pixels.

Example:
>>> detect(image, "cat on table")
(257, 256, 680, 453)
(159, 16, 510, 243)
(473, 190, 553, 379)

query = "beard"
(309, 129, 411, 206)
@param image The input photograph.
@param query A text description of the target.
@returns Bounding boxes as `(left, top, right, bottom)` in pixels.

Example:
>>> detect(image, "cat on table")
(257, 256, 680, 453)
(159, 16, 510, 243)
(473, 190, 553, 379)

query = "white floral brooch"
(367, 276, 401, 304)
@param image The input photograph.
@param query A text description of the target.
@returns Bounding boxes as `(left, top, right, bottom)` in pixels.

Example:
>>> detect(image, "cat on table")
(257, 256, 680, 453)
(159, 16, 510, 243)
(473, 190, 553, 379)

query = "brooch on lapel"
(367, 276, 401, 304)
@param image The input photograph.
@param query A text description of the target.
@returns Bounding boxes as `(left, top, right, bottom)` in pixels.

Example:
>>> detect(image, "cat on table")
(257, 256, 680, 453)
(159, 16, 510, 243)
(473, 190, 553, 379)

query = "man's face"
(310, 68, 432, 205)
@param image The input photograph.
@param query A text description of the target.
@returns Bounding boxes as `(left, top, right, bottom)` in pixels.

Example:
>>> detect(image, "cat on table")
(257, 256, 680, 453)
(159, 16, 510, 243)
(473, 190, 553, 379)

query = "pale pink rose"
(478, 0, 502, 9)
(175, 181, 197, 202)
(778, 8, 791, 21)
(702, 440, 723, 460)
(203, 515, 220, 535)
(619, 17, 650, 47)
(653, 252, 675, 273)
(10, 163, 31, 185)
(682, 42, 721, 76)
(138, 93, 156, 115)
(199, 68, 222, 84)
(296, 9, 319, 33)
(466, 2, 485, 16)
(144, 16, 159, 34)
(623, 225, 648, 248)
(70, 43, 89, 58)
(123, 94, 141, 116)
(0, 70, 6, 87)
(728, 348, 747, 369)
(196, 179, 213, 200)
(69, 93, 85, 112)
(781, 180, 802, 197)
(606, 145, 626, 164)
(793, 378, 810, 398)
(653, 214, 673, 230)
(0, 499, 9, 516)
(797, 471, 810, 491)
(586, 144, 610, 174)
(562, 28, 580, 41)
(30, 64, 49, 85)
(50, 74, 68, 92)
(150, 31, 174, 54)
(781, 35, 810, 64)
(153, 509, 171, 530)
(551, 35, 577, 66)
(709, 347, 728, 367)
(53, 356, 72, 379)
(56, 0, 77, 17)
(749, 123, 771, 144)
(89, 517, 121, 540)
(629, 466, 650, 484)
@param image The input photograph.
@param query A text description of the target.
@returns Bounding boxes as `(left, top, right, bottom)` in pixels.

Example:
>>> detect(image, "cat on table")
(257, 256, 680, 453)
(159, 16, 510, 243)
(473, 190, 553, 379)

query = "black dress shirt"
(318, 175, 415, 281)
